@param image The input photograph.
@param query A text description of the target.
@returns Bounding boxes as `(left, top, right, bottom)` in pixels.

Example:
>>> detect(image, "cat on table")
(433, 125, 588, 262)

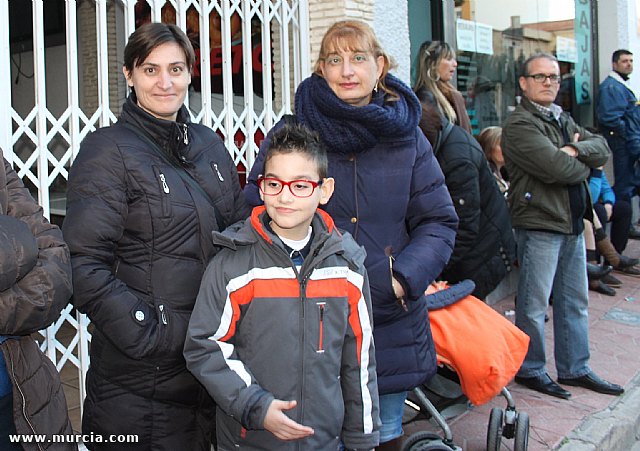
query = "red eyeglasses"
(258, 177, 323, 198)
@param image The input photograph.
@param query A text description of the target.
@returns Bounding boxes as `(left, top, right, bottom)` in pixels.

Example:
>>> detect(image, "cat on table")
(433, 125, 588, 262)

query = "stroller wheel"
(402, 431, 453, 451)
(514, 411, 530, 451)
(486, 407, 504, 451)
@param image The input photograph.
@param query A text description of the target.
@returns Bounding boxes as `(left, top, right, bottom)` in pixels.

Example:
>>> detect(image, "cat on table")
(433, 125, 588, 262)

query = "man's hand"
(560, 133, 580, 157)
(263, 399, 314, 441)
(560, 146, 578, 157)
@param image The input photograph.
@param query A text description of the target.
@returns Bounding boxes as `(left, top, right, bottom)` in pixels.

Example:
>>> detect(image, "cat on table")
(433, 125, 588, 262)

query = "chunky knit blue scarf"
(294, 73, 421, 154)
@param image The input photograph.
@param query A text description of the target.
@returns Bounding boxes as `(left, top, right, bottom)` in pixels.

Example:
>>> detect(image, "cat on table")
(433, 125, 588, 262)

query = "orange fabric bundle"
(426, 282, 530, 406)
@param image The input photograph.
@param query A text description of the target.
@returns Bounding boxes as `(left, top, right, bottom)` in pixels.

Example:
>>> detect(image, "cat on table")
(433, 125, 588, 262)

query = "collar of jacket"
(119, 93, 192, 165)
(609, 70, 639, 99)
(211, 206, 345, 261)
(249, 206, 337, 245)
(520, 97, 560, 123)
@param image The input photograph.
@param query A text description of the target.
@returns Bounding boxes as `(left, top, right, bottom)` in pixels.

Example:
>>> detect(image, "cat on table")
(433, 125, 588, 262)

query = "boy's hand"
(263, 399, 314, 441)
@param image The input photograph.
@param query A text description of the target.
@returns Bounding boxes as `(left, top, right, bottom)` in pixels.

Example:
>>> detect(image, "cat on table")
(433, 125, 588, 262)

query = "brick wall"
(308, 0, 375, 70)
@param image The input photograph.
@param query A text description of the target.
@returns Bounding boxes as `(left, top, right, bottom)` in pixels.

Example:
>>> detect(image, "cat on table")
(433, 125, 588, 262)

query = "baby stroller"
(402, 280, 531, 451)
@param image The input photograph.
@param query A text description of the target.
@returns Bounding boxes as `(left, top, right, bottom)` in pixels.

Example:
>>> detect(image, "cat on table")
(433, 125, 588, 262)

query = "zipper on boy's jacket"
(317, 303, 326, 353)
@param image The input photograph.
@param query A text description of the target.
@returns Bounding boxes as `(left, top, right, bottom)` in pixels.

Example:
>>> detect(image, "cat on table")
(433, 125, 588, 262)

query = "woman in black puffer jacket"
(63, 23, 249, 450)
(419, 96, 517, 300)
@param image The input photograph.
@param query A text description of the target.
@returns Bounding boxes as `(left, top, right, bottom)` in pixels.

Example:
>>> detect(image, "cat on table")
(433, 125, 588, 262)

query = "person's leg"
(551, 233, 591, 379)
(610, 199, 632, 253)
(583, 219, 596, 254)
(514, 229, 560, 378)
(592, 203, 607, 233)
(376, 391, 407, 450)
(609, 137, 636, 202)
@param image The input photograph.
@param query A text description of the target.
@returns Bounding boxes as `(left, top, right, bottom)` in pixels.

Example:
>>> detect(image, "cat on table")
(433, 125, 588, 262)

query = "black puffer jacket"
(63, 96, 250, 449)
(0, 151, 74, 450)
(419, 106, 516, 299)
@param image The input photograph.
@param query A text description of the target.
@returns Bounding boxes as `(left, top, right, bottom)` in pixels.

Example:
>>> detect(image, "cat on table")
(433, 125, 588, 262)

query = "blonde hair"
(314, 20, 398, 99)
(414, 41, 457, 122)
(476, 126, 502, 163)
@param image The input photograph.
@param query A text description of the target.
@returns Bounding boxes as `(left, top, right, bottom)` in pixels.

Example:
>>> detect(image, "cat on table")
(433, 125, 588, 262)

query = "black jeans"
(0, 393, 22, 450)
(594, 199, 632, 253)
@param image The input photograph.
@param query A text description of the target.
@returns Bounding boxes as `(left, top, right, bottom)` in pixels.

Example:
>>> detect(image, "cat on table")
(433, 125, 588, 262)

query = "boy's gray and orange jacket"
(184, 206, 380, 451)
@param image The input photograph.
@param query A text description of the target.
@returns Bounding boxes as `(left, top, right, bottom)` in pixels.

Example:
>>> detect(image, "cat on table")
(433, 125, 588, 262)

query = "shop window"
(453, 0, 593, 133)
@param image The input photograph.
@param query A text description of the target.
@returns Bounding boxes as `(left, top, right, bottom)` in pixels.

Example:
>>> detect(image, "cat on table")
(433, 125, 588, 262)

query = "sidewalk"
(403, 238, 640, 450)
(58, 246, 640, 450)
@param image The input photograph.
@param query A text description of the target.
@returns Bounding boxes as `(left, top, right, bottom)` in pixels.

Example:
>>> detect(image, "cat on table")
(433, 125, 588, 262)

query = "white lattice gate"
(0, 0, 309, 424)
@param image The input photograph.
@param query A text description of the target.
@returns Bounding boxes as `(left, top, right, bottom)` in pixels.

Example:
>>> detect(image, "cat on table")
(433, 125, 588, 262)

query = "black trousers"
(594, 199, 632, 254)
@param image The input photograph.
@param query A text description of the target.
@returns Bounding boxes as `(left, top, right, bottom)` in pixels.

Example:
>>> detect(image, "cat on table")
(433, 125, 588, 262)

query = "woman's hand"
(263, 399, 314, 441)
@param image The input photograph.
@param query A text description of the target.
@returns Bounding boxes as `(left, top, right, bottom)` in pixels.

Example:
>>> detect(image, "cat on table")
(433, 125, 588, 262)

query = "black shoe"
(586, 263, 612, 280)
(601, 273, 623, 288)
(558, 371, 624, 395)
(615, 254, 640, 269)
(628, 226, 640, 240)
(614, 265, 640, 276)
(515, 373, 572, 399)
(588, 279, 616, 296)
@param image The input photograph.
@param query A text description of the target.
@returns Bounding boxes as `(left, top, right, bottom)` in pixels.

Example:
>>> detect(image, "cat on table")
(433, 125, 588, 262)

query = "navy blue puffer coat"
(246, 75, 457, 393)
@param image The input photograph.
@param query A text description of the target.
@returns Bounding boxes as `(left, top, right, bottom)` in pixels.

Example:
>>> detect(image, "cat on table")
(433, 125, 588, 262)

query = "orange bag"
(426, 282, 530, 406)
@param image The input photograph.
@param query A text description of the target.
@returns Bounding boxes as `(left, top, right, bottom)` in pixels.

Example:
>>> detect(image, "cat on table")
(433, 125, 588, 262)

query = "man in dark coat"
(503, 53, 623, 400)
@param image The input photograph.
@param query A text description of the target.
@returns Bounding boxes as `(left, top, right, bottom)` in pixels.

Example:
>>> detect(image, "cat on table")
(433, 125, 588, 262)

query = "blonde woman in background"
(414, 40, 472, 133)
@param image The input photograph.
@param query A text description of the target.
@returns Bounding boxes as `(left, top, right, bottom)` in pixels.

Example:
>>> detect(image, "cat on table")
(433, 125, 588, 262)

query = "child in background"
(184, 123, 380, 451)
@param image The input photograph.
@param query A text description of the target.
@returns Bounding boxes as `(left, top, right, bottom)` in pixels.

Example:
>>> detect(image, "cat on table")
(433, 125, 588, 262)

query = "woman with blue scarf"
(245, 20, 458, 450)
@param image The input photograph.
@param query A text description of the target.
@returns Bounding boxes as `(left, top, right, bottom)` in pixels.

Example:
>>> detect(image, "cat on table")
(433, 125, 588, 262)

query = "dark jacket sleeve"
(392, 130, 458, 300)
(184, 252, 273, 429)
(596, 80, 629, 135)
(568, 119, 610, 169)
(62, 132, 160, 360)
(0, 158, 72, 335)
(339, 238, 380, 450)
(502, 114, 593, 185)
(204, 126, 251, 225)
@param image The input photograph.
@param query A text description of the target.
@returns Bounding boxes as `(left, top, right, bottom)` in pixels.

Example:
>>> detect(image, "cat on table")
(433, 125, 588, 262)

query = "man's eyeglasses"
(258, 177, 323, 198)
(526, 73, 561, 84)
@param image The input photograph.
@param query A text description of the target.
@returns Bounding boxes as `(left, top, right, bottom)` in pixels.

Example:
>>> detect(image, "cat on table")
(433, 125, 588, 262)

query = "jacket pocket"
(151, 165, 172, 218)
(152, 301, 191, 361)
(515, 180, 564, 220)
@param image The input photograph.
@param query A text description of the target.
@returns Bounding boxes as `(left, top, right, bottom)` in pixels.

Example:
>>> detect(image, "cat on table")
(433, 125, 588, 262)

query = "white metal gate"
(0, 0, 309, 424)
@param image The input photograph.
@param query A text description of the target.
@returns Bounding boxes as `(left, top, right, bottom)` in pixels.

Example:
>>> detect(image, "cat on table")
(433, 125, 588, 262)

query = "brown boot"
(376, 437, 403, 451)
(596, 237, 621, 267)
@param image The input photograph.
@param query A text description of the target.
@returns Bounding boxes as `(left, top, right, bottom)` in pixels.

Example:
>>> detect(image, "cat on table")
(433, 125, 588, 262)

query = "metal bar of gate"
(0, 1, 11, 162)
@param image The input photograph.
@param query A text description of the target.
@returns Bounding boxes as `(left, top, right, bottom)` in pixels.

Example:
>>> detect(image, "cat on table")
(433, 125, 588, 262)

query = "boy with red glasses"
(185, 123, 380, 450)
